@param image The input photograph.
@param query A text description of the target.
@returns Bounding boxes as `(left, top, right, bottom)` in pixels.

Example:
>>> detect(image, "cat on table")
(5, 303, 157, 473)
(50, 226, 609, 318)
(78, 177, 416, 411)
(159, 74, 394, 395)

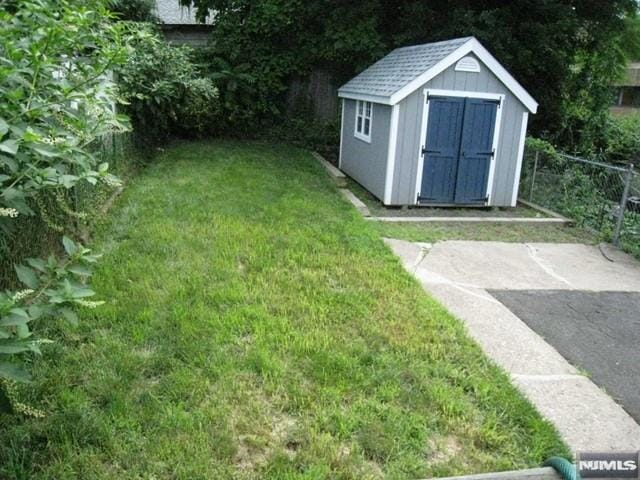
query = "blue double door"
(418, 96, 498, 205)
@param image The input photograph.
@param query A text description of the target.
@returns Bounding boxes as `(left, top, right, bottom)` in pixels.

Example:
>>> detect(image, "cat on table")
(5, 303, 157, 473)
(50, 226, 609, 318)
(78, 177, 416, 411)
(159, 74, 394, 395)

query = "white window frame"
(354, 100, 373, 143)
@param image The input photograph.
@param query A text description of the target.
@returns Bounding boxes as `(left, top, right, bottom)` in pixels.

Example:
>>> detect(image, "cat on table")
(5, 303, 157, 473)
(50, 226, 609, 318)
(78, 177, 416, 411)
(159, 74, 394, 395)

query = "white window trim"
(354, 100, 373, 143)
(414, 89, 505, 205)
(338, 98, 345, 169)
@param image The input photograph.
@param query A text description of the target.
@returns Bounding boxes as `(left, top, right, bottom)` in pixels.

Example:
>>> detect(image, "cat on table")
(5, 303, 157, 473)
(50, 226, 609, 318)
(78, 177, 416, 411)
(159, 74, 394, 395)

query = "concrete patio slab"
(415, 241, 640, 291)
(513, 375, 640, 451)
(385, 238, 640, 452)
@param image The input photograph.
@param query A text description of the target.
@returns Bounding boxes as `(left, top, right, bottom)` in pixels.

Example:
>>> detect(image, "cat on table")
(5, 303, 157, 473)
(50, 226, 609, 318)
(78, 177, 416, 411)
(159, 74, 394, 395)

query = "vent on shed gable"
(455, 56, 480, 73)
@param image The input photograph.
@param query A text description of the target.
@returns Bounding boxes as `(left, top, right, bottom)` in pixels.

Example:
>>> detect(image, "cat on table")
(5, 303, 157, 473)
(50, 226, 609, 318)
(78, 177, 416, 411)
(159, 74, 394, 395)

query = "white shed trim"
(390, 39, 537, 112)
(414, 89, 505, 205)
(384, 104, 400, 204)
(511, 111, 529, 206)
(339, 92, 391, 104)
(425, 89, 503, 101)
(413, 90, 431, 203)
(340, 38, 538, 114)
(484, 94, 505, 205)
(338, 98, 345, 169)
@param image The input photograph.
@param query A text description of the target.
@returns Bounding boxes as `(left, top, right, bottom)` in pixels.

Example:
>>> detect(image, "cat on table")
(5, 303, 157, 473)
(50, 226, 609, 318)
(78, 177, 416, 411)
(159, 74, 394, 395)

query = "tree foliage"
(184, 0, 639, 150)
(117, 26, 221, 142)
(0, 0, 129, 384)
(108, 0, 158, 22)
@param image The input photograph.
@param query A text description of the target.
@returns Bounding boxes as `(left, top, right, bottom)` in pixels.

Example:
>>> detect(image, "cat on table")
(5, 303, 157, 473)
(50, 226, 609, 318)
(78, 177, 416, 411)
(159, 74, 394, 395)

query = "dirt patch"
(426, 435, 463, 465)
(229, 378, 299, 473)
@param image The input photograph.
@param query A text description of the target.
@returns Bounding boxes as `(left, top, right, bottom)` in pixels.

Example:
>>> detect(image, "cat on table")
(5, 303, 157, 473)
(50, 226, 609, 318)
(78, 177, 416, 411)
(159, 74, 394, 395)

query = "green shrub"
(176, 77, 222, 137)
(117, 26, 221, 143)
(260, 117, 341, 163)
(602, 113, 640, 164)
(0, 0, 129, 385)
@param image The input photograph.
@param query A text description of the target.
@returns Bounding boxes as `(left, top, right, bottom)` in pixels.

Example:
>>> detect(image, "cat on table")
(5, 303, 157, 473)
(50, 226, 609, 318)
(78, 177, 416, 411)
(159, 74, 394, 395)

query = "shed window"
(355, 100, 372, 142)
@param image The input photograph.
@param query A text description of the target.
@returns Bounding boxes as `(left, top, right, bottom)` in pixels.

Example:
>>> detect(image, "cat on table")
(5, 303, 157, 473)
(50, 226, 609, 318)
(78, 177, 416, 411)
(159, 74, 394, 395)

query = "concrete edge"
(518, 199, 574, 225)
(339, 188, 371, 217)
(311, 151, 347, 187)
(367, 216, 570, 224)
(386, 238, 640, 451)
(422, 466, 562, 480)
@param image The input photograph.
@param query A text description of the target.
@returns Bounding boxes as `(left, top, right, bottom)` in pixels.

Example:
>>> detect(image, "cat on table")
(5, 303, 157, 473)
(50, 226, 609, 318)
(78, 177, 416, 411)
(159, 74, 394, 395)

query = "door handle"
(422, 147, 442, 156)
(461, 150, 495, 157)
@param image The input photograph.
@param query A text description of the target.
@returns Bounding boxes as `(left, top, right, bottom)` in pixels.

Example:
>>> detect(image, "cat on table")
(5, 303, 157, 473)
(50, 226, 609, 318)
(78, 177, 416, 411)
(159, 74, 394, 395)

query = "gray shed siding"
(390, 54, 528, 206)
(340, 99, 391, 201)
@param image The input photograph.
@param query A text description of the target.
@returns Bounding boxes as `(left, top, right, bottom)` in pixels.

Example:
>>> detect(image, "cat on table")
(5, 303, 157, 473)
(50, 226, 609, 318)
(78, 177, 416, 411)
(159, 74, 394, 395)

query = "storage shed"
(337, 37, 538, 207)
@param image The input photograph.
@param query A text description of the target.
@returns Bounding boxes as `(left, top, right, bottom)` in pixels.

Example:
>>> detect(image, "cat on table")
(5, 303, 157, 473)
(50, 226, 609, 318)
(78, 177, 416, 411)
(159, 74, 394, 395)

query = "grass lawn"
(347, 180, 549, 219)
(372, 221, 597, 245)
(345, 177, 598, 245)
(0, 141, 567, 479)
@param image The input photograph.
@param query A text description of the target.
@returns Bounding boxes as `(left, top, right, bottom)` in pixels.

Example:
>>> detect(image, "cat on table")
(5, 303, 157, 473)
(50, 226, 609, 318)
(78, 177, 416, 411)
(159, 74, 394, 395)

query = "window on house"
(355, 100, 372, 142)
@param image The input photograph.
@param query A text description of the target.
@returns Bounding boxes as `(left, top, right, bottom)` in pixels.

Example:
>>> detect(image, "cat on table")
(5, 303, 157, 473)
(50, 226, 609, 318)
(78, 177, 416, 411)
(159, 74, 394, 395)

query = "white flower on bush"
(12, 289, 34, 302)
(75, 299, 105, 309)
(0, 208, 19, 218)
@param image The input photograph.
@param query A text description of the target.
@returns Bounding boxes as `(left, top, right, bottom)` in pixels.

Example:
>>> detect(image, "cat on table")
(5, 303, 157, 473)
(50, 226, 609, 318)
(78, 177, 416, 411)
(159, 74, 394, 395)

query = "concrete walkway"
(385, 239, 640, 452)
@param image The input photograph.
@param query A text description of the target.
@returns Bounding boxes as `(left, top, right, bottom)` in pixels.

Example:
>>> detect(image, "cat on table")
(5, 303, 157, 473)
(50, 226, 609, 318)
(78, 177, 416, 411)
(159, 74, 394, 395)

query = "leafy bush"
(117, 27, 221, 143)
(0, 0, 129, 387)
(261, 117, 341, 162)
(177, 77, 222, 137)
(602, 113, 640, 164)
(1, 237, 101, 384)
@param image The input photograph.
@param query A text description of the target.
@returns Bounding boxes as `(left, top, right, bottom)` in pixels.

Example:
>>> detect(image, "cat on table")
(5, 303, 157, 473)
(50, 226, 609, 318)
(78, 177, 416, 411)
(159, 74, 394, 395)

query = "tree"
(183, 0, 639, 150)
(108, 0, 158, 22)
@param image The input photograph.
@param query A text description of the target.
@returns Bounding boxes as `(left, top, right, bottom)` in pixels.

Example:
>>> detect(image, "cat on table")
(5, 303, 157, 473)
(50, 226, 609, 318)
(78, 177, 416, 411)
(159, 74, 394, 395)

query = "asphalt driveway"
(490, 290, 640, 422)
(385, 239, 640, 451)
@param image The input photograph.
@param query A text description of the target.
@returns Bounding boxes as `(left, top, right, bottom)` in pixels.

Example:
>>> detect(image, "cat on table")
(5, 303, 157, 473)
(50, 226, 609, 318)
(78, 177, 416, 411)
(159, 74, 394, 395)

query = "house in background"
(338, 37, 537, 207)
(154, 0, 213, 46)
(611, 62, 640, 116)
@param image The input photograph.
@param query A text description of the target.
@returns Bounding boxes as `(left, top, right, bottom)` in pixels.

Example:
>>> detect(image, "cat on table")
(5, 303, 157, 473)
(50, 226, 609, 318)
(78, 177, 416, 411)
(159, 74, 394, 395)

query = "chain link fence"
(519, 146, 639, 258)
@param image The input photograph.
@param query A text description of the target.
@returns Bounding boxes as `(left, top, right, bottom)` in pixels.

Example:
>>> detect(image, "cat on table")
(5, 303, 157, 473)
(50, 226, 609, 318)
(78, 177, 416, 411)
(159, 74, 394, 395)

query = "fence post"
(613, 163, 634, 246)
(528, 150, 539, 202)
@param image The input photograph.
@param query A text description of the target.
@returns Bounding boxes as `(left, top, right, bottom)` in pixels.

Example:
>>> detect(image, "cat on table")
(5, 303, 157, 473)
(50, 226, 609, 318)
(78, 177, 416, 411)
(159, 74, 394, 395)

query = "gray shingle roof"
(338, 37, 473, 99)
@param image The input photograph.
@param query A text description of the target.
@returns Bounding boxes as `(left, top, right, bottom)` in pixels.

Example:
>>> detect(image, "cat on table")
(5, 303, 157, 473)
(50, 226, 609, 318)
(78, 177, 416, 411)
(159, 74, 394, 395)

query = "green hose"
(543, 456, 581, 480)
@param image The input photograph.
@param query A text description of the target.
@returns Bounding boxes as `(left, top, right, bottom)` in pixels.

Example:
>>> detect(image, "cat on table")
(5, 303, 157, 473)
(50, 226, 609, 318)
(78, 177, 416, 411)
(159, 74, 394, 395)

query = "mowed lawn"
(0, 141, 567, 479)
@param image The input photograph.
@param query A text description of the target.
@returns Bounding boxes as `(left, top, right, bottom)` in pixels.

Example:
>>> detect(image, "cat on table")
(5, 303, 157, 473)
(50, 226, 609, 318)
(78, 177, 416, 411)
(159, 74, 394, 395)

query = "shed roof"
(338, 37, 538, 113)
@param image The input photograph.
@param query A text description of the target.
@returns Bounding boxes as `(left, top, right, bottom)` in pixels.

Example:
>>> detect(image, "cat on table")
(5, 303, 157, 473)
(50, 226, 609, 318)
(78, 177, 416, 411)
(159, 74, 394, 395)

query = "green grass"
(346, 176, 598, 245)
(347, 179, 549, 218)
(0, 141, 567, 479)
(372, 221, 597, 244)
